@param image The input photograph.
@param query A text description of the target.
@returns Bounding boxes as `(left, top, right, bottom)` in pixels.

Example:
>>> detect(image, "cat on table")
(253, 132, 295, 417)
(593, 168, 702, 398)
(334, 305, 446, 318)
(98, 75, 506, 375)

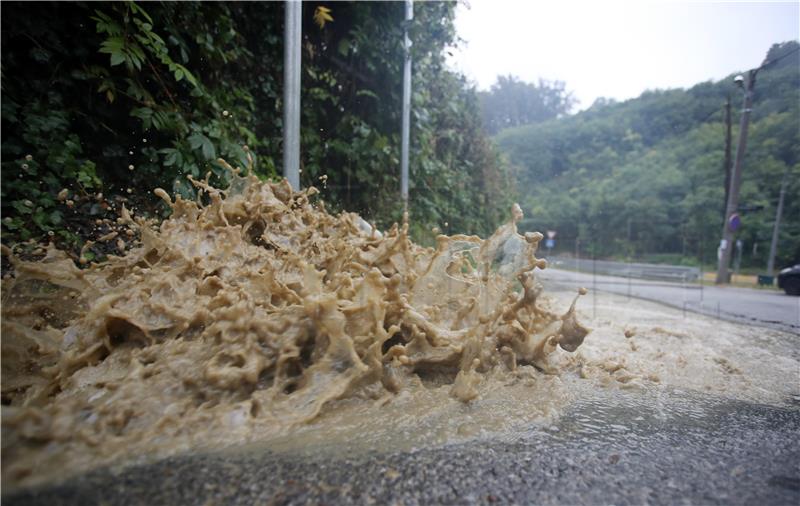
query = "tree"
(478, 75, 576, 134)
(1, 1, 513, 258)
(494, 41, 800, 268)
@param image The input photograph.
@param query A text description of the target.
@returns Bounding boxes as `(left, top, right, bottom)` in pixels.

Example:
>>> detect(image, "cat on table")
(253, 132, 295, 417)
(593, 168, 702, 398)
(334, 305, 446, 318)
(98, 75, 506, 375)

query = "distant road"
(538, 267, 800, 334)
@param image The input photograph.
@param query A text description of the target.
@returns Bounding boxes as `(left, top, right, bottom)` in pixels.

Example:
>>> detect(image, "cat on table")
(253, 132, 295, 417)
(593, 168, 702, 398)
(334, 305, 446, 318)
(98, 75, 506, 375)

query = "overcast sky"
(448, 0, 800, 110)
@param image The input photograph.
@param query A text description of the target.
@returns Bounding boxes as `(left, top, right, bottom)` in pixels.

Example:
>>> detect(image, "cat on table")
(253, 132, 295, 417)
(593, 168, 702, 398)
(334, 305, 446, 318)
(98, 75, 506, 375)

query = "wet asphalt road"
(538, 267, 800, 334)
(5, 389, 799, 505)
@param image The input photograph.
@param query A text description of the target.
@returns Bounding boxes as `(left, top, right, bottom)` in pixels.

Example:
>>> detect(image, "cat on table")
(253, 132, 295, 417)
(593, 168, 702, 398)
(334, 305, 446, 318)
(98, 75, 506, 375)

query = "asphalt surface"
(538, 267, 800, 334)
(5, 388, 799, 505)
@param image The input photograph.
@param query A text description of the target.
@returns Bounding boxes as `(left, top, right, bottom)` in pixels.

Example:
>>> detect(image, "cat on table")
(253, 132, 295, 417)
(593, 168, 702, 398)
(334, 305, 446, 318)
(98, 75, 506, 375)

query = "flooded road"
(2, 174, 798, 502)
(5, 385, 799, 505)
(5, 288, 799, 505)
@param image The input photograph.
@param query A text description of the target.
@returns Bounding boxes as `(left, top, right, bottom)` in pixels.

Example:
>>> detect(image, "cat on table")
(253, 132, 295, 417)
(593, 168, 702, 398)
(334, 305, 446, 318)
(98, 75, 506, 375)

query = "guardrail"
(545, 256, 701, 282)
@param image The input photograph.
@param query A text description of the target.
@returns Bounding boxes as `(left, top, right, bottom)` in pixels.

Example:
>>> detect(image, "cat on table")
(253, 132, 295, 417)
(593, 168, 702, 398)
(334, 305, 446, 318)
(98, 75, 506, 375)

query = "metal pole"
(734, 239, 742, 278)
(699, 236, 704, 301)
(716, 69, 758, 284)
(592, 247, 597, 318)
(766, 174, 787, 276)
(400, 0, 413, 215)
(283, 0, 302, 190)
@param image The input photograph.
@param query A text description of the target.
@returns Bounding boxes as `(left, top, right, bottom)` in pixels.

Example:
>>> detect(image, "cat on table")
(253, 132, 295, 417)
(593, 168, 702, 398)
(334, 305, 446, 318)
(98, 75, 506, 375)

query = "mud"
(1, 167, 589, 488)
(4, 166, 798, 493)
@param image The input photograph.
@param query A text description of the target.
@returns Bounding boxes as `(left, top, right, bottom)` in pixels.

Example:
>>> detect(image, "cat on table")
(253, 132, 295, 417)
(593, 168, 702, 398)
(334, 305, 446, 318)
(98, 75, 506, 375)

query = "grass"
(699, 271, 780, 291)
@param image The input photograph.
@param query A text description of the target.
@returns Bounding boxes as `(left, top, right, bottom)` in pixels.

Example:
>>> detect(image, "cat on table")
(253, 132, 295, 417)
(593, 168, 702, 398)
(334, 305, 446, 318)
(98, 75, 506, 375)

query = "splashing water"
(1, 167, 589, 486)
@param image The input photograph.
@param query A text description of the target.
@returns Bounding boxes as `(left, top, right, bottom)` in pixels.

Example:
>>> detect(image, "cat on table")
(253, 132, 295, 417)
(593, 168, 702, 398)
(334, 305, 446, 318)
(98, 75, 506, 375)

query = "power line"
(759, 45, 800, 71)
(699, 106, 721, 124)
(697, 45, 798, 126)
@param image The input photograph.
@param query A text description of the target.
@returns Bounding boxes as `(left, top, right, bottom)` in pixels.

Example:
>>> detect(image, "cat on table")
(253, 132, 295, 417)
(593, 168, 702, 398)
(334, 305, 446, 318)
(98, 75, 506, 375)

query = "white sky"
(448, 0, 800, 110)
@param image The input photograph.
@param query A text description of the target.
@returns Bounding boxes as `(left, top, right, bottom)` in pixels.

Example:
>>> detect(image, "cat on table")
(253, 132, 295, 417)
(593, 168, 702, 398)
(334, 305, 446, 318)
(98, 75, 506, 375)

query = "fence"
(545, 256, 701, 282)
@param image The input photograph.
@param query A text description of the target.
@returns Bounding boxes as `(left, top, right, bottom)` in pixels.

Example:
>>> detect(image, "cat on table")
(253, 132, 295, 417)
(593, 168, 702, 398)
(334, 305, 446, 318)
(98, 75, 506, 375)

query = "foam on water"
(1, 168, 589, 487)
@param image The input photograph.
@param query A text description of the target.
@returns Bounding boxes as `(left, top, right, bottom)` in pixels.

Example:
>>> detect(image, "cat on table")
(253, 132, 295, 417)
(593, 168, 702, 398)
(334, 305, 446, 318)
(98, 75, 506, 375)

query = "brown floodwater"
(1, 168, 594, 488)
(3, 168, 797, 492)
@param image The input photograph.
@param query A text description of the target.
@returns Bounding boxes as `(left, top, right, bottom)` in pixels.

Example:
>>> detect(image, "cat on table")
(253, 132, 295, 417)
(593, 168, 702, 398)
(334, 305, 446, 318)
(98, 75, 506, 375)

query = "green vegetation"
(3, 2, 796, 272)
(1, 1, 511, 257)
(479, 75, 576, 135)
(495, 41, 799, 269)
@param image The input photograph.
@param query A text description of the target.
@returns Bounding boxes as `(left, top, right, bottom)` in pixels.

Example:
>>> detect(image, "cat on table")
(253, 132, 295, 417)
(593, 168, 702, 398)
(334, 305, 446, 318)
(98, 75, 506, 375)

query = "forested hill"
(495, 41, 799, 269)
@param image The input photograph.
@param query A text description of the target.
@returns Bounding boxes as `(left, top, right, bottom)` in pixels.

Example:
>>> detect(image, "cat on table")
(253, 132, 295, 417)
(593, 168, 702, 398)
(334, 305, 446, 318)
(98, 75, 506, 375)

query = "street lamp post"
(400, 0, 413, 217)
(715, 69, 759, 284)
(283, 0, 302, 190)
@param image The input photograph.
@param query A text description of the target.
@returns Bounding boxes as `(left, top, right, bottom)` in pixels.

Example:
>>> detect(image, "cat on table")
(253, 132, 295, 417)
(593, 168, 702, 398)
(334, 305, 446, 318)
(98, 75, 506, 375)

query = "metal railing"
(545, 256, 701, 282)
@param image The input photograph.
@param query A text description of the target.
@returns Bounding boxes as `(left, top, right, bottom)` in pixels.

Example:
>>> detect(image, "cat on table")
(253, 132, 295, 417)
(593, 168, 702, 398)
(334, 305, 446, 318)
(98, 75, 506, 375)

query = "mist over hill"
(493, 41, 799, 269)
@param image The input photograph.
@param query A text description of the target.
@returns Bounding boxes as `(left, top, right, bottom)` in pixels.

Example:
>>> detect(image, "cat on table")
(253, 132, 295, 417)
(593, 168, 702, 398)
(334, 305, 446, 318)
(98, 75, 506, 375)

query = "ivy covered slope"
(1, 1, 511, 258)
(495, 41, 799, 269)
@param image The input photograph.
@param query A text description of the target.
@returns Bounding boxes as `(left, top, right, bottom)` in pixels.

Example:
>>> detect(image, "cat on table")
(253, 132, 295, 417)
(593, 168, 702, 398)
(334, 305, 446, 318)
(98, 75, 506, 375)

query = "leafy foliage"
(495, 41, 800, 269)
(479, 75, 577, 135)
(313, 6, 334, 29)
(1, 1, 511, 253)
(288, 1, 512, 236)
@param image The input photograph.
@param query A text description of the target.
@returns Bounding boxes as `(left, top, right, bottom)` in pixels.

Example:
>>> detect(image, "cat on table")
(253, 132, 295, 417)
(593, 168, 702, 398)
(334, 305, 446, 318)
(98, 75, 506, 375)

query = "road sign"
(717, 239, 727, 261)
(728, 213, 741, 232)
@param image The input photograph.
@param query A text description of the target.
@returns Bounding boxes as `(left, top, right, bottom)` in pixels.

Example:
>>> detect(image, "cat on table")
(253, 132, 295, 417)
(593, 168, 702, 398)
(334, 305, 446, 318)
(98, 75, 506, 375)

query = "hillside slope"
(495, 41, 799, 269)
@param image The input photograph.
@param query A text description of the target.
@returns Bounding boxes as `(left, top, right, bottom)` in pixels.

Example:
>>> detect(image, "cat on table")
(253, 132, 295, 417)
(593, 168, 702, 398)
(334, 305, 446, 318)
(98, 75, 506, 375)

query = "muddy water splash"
(1, 169, 589, 486)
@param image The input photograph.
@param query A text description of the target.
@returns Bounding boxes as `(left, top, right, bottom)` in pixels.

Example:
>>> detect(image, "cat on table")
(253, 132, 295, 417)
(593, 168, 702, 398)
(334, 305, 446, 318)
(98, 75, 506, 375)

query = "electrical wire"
(697, 45, 798, 125)
(759, 45, 800, 71)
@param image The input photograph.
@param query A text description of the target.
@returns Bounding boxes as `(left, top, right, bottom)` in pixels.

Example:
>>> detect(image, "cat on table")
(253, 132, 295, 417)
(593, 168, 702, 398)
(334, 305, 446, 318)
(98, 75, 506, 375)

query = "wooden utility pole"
(722, 94, 732, 221)
(766, 173, 788, 276)
(716, 69, 759, 284)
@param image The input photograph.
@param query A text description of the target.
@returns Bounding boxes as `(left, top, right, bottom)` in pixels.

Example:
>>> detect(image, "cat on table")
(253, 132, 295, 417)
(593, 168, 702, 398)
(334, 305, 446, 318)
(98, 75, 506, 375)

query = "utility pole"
(722, 94, 732, 221)
(766, 173, 788, 276)
(400, 0, 413, 217)
(283, 0, 302, 190)
(716, 69, 759, 284)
